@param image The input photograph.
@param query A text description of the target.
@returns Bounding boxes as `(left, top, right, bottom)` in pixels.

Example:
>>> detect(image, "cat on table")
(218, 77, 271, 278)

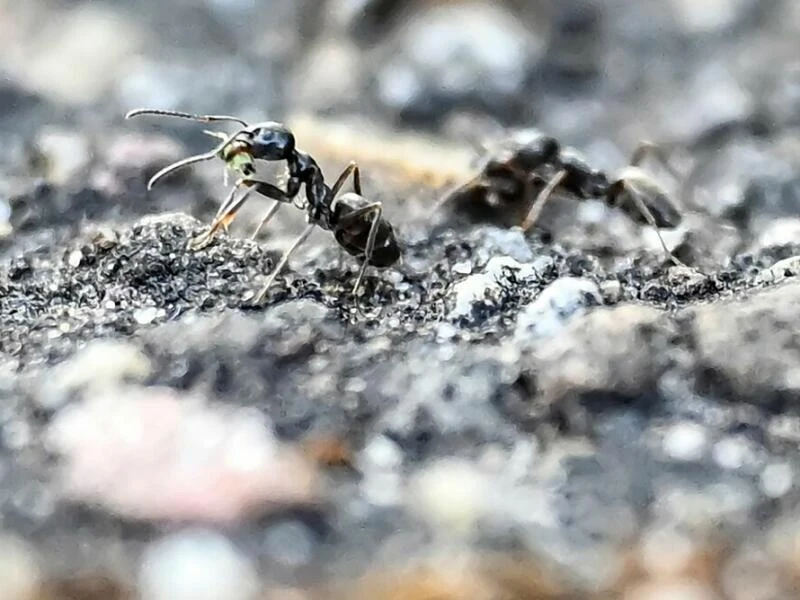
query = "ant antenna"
(126, 109, 255, 189)
(144, 127, 250, 190)
(125, 108, 249, 127)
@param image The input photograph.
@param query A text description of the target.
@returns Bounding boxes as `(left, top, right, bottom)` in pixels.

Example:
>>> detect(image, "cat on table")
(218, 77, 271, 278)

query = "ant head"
(511, 134, 560, 171)
(248, 122, 296, 161)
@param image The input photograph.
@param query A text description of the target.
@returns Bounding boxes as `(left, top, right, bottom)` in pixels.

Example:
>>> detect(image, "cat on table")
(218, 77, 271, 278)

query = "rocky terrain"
(2, 0, 800, 598)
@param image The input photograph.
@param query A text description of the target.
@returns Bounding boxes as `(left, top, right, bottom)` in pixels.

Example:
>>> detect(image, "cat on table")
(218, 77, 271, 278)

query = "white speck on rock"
(360, 435, 403, 471)
(756, 255, 800, 284)
(139, 529, 260, 600)
(449, 256, 544, 322)
(34, 128, 92, 185)
(713, 436, 759, 471)
(514, 277, 602, 342)
(761, 462, 793, 498)
(408, 458, 491, 537)
(662, 422, 708, 462)
(133, 306, 163, 325)
(452, 260, 472, 275)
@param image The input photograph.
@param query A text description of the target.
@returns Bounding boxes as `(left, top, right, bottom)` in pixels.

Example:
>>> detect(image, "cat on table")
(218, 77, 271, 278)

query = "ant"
(124, 109, 401, 304)
(436, 129, 686, 266)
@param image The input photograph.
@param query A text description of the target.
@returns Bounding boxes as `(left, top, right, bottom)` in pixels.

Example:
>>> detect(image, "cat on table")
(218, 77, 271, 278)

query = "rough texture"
(2, 0, 800, 598)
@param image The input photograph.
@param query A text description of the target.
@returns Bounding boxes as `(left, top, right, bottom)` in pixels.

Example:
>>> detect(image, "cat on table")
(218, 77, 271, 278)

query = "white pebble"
(761, 463, 793, 498)
(408, 458, 490, 537)
(662, 422, 708, 461)
(449, 256, 542, 321)
(360, 435, 403, 471)
(756, 255, 800, 284)
(712, 436, 753, 470)
(139, 529, 260, 600)
(134, 306, 161, 325)
(514, 277, 601, 341)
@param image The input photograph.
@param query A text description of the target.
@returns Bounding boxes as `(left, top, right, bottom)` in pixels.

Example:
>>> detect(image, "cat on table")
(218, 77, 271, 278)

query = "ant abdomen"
(608, 166, 682, 229)
(333, 193, 400, 268)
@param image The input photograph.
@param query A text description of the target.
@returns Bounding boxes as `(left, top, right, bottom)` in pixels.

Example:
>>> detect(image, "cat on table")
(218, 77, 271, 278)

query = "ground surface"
(2, 0, 800, 598)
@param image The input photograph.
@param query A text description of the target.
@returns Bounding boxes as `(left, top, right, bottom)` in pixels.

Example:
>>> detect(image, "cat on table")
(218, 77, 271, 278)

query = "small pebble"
(360, 435, 403, 471)
(662, 422, 708, 462)
(756, 255, 800, 284)
(449, 256, 543, 322)
(133, 306, 161, 325)
(760, 462, 793, 498)
(67, 249, 84, 268)
(139, 529, 260, 600)
(514, 277, 602, 342)
(408, 458, 491, 537)
(712, 436, 757, 471)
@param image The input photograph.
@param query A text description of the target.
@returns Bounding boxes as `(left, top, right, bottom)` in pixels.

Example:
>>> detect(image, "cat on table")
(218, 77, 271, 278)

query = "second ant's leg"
(337, 202, 383, 297)
(252, 223, 316, 304)
(520, 170, 566, 231)
(328, 161, 362, 198)
(428, 175, 487, 217)
(621, 182, 689, 269)
(629, 141, 682, 181)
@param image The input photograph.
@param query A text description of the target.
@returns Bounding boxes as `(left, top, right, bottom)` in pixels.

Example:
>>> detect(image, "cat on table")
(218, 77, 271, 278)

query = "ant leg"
(629, 140, 682, 181)
(252, 223, 317, 304)
(328, 161, 362, 198)
(189, 182, 254, 250)
(251, 201, 282, 240)
(520, 170, 566, 231)
(616, 181, 689, 269)
(337, 202, 384, 297)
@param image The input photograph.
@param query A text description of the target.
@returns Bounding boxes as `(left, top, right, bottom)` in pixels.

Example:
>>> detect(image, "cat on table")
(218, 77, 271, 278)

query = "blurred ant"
(436, 129, 686, 266)
(125, 109, 401, 304)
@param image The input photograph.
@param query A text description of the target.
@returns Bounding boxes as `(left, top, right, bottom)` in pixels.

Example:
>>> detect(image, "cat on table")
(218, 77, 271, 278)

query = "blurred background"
(1, 0, 798, 145)
(2, 0, 799, 252)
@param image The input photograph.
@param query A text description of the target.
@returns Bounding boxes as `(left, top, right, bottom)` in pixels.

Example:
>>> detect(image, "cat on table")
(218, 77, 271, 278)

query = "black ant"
(124, 109, 401, 304)
(436, 129, 686, 266)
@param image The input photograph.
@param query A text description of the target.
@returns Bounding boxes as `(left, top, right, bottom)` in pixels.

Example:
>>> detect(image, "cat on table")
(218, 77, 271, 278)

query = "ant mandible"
(437, 129, 686, 266)
(124, 108, 401, 304)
